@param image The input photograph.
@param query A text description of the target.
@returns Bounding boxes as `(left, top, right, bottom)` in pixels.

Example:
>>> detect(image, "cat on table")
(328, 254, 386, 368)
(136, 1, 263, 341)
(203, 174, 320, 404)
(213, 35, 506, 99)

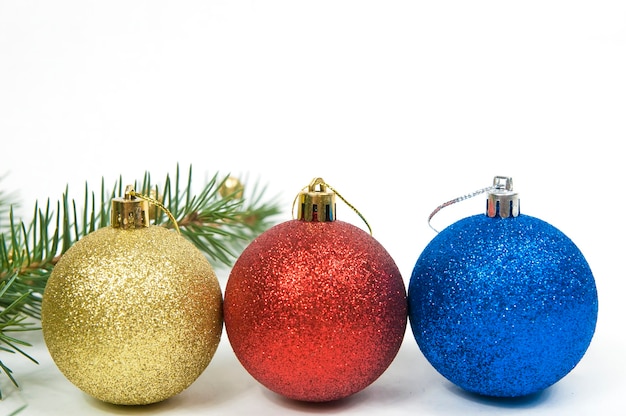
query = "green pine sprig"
(150, 165, 281, 266)
(0, 164, 282, 398)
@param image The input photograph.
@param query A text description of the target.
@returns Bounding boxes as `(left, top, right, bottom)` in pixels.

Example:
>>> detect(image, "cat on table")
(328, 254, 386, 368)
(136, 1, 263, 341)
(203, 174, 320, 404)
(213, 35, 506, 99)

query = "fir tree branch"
(0, 164, 282, 398)
(0, 274, 39, 400)
(0, 174, 19, 233)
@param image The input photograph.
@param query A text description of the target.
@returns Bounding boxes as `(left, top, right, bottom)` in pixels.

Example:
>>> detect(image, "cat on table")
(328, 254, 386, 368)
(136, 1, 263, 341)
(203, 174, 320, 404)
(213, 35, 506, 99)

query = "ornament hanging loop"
(292, 178, 372, 235)
(427, 185, 492, 233)
(427, 176, 520, 233)
(112, 185, 181, 234)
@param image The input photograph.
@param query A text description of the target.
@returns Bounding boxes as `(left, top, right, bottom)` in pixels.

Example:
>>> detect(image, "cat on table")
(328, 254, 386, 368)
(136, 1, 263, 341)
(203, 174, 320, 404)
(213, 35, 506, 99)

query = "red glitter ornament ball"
(225, 219, 407, 402)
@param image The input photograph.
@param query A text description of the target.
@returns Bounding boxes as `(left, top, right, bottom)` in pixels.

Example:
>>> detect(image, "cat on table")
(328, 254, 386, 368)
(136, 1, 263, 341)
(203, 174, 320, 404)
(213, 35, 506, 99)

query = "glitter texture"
(224, 220, 407, 402)
(41, 226, 223, 405)
(408, 214, 598, 397)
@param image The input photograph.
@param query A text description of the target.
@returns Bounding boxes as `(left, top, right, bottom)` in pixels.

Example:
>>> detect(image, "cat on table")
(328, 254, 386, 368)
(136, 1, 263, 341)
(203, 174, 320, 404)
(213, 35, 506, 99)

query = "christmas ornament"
(408, 176, 598, 397)
(219, 176, 244, 199)
(224, 178, 407, 402)
(41, 186, 223, 405)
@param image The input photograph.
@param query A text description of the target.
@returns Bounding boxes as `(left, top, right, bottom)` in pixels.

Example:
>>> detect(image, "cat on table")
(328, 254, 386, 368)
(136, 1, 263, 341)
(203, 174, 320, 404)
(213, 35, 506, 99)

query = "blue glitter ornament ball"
(408, 178, 598, 397)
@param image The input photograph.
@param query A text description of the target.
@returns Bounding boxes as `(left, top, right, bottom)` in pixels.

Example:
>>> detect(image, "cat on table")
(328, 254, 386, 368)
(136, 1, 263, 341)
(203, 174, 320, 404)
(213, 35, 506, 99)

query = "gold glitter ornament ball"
(41, 192, 223, 405)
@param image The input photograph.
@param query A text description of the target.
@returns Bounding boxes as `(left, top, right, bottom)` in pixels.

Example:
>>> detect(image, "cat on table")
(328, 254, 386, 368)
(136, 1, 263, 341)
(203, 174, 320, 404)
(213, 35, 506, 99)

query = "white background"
(1, 1, 624, 415)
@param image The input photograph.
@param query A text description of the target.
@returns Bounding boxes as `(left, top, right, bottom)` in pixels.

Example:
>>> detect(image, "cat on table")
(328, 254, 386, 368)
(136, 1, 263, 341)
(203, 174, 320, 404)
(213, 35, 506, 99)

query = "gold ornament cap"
(486, 176, 520, 218)
(297, 178, 336, 222)
(111, 185, 150, 229)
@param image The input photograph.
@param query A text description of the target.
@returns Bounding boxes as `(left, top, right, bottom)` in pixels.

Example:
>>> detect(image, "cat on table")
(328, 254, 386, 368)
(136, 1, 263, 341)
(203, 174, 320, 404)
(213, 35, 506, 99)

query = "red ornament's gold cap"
(111, 185, 150, 229)
(297, 178, 336, 223)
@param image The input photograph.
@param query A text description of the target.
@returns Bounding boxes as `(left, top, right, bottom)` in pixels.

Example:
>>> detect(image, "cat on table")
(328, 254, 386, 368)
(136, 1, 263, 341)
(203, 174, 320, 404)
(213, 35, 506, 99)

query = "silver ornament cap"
(486, 176, 519, 218)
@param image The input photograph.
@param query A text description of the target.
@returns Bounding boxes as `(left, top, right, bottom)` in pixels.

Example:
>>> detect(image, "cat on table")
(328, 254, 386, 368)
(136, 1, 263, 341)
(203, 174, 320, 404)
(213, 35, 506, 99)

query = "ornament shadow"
(261, 388, 364, 413)
(260, 367, 419, 414)
(84, 395, 180, 415)
(177, 342, 264, 409)
(446, 383, 553, 409)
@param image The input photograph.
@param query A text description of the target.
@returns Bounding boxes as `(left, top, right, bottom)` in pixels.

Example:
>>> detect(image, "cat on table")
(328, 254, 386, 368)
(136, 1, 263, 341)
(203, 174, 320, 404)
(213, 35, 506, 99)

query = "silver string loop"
(428, 176, 518, 233)
(427, 186, 493, 233)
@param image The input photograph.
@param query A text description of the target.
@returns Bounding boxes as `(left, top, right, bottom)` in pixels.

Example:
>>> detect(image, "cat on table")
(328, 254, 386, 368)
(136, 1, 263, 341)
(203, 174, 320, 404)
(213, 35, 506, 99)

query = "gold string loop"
(128, 188, 181, 234)
(323, 181, 372, 236)
(291, 178, 372, 236)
